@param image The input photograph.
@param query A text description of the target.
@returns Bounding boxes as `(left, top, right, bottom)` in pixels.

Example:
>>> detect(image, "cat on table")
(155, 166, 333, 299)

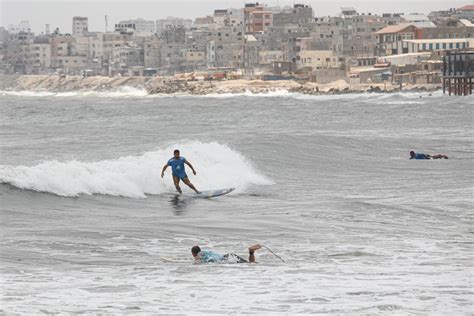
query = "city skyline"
(2, 0, 471, 34)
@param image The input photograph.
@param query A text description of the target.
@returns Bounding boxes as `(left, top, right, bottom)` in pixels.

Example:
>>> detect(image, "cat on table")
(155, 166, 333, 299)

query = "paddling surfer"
(409, 151, 448, 160)
(161, 149, 200, 194)
(191, 244, 262, 263)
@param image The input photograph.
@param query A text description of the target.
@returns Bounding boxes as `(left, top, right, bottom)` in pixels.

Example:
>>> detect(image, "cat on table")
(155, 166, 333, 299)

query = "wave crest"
(0, 141, 272, 198)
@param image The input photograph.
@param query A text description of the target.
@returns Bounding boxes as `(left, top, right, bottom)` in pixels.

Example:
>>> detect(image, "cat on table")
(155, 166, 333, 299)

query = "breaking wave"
(0, 141, 272, 198)
(0, 87, 446, 100)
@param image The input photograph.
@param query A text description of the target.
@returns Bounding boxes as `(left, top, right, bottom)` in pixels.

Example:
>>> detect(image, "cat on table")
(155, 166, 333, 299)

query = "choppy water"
(1, 89, 473, 314)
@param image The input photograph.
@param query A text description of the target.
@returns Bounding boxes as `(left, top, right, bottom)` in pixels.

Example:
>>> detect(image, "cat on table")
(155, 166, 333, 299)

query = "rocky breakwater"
(146, 79, 407, 95)
(3, 75, 150, 92)
(1, 75, 442, 95)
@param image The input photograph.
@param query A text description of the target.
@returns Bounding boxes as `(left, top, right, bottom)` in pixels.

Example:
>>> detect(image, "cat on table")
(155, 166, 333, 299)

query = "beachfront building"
(395, 38, 470, 54)
(30, 39, 52, 72)
(375, 24, 420, 55)
(3, 2, 472, 77)
(144, 38, 161, 69)
(298, 49, 340, 69)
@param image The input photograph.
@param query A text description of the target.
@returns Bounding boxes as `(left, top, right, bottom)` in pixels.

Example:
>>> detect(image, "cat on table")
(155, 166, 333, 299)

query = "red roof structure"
(374, 23, 415, 35)
(458, 5, 474, 11)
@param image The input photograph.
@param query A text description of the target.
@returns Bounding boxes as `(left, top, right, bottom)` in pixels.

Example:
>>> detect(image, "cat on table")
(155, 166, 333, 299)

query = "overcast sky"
(1, 0, 471, 34)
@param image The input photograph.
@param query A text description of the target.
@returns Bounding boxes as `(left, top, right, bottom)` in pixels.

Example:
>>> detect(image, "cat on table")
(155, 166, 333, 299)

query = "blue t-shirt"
(167, 157, 187, 178)
(198, 250, 224, 263)
(414, 153, 430, 160)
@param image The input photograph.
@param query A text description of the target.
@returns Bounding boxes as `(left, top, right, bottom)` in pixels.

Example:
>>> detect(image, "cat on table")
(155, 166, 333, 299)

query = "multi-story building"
(30, 38, 52, 73)
(72, 17, 88, 36)
(296, 37, 343, 70)
(162, 25, 186, 43)
(144, 38, 161, 69)
(421, 19, 474, 39)
(375, 24, 420, 55)
(390, 38, 470, 55)
(401, 13, 436, 28)
(273, 4, 313, 27)
(8, 20, 30, 34)
(115, 19, 155, 35)
(244, 3, 273, 34)
(339, 13, 387, 58)
(156, 17, 193, 36)
(429, 5, 474, 23)
(194, 16, 214, 29)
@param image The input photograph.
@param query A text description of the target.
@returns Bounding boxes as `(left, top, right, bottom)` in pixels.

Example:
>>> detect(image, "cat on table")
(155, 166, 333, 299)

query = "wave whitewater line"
(0, 87, 446, 100)
(0, 141, 272, 198)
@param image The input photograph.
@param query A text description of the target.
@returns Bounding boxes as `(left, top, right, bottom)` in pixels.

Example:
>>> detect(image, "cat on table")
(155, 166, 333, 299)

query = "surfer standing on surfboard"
(161, 149, 200, 194)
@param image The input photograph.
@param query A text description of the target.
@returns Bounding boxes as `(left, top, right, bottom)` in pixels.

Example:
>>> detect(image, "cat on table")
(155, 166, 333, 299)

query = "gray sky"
(1, 0, 472, 34)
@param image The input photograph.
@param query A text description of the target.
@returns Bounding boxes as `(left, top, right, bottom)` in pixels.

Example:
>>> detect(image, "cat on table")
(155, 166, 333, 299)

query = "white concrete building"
(156, 17, 193, 36)
(73, 17, 88, 36)
(386, 38, 470, 55)
(298, 50, 340, 69)
(8, 20, 30, 34)
(31, 42, 52, 69)
(116, 18, 155, 34)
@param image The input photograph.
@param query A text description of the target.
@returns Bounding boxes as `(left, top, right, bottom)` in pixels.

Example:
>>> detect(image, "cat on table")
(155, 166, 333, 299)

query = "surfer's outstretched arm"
(161, 164, 169, 178)
(184, 160, 197, 175)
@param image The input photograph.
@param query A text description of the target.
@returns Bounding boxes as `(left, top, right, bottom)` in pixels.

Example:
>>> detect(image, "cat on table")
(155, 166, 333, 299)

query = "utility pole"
(105, 15, 108, 33)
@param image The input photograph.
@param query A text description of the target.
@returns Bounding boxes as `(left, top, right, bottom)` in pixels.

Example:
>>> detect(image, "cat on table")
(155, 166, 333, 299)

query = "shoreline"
(0, 75, 442, 95)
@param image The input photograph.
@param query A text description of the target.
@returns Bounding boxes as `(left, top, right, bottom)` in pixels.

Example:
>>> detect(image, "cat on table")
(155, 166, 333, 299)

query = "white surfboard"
(192, 187, 235, 199)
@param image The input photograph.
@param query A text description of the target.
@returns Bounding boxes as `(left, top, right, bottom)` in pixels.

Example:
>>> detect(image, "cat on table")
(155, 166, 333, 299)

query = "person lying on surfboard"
(191, 244, 262, 263)
(409, 151, 448, 160)
(161, 149, 200, 194)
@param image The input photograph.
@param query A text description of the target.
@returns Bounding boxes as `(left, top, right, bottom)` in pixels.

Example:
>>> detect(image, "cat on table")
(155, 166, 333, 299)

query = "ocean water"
(0, 89, 473, 314)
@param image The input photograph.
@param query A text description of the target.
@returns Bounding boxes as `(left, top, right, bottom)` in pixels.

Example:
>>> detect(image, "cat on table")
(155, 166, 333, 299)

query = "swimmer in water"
(191, 244, 262, 263)
(410, 151, 448, 160)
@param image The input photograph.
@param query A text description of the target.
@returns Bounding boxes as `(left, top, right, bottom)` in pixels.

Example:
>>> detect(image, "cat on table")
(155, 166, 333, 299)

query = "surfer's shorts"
(223, 253, 248, 263)
(173, 173, 188, 180)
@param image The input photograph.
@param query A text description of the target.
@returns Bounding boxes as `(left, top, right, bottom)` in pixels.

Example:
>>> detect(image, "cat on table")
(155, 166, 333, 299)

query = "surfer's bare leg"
(431, 154, 448, 159)
(173, 176, 182, 194)
(183, 177, 200, 194)
(248, 244, 262, 263)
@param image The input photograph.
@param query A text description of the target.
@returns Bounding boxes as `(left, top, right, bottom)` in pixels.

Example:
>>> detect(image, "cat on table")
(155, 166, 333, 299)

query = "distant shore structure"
(443, 51, 474, 96)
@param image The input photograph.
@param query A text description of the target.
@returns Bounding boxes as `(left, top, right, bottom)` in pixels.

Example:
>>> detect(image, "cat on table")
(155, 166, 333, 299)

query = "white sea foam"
(0, 86, 151, 98)
(1, 87, 450, 100)
(0, 141, 272, 197)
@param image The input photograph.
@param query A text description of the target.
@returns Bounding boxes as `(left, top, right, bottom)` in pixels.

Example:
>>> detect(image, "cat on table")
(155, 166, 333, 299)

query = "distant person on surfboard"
(161, 149, 200, 194)
(410, 151, 448, 160)
(191, 244, 262, 263)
